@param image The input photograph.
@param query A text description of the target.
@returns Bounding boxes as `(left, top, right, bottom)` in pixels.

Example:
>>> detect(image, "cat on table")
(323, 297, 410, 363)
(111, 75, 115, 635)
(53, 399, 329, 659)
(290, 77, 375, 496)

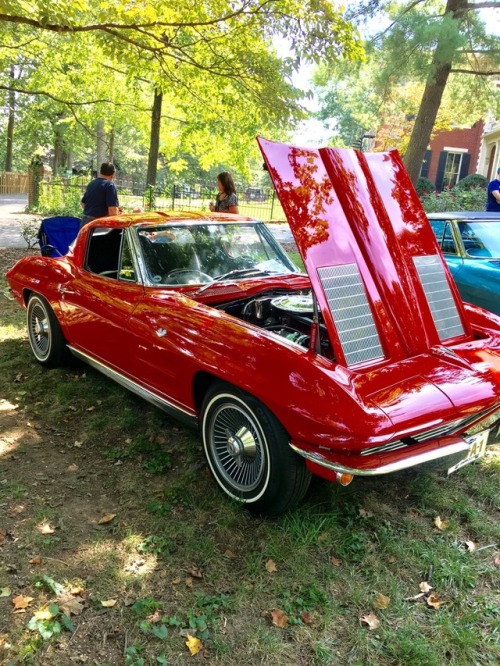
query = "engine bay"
(216, 290, 335, 359)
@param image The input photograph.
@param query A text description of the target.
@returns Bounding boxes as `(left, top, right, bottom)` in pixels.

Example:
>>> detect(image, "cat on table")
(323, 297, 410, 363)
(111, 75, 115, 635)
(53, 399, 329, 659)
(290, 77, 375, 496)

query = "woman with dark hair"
(209, 172, 239, 214)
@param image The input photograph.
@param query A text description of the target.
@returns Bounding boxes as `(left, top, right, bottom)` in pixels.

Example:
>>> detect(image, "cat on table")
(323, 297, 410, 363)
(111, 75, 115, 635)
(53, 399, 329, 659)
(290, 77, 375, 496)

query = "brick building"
(420, 120, 485, 190)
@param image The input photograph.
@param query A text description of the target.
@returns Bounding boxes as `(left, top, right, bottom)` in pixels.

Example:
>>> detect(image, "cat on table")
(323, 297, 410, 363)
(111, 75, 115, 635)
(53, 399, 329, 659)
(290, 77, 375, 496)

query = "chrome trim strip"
(68, 346, 197, 427)
(290, 441, 471, 476)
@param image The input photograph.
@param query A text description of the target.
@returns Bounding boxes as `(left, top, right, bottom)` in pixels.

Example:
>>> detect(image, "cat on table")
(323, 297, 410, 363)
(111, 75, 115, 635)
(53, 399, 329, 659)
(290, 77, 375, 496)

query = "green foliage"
(33, 179, 83, 217)
(27, 603, 73, 641)
(415, 176, 435, 196)
(455, 172, 488, 190)
(0, 0, 363, 176)
(420, 184, 487, 212)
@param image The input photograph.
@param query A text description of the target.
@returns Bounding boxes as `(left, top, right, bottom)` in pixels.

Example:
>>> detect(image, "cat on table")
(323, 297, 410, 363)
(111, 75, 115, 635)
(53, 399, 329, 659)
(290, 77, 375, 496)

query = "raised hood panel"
(258, 137, 469, 368)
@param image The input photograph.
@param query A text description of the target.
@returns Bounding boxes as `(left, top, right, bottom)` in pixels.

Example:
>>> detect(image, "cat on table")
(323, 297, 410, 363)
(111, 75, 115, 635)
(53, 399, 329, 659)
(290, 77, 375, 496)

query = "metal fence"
(34, 179, 288, 222)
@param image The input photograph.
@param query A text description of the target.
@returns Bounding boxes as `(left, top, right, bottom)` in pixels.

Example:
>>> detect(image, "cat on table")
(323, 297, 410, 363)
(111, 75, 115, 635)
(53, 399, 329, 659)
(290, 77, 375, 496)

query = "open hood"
(258, 137, 470, 368)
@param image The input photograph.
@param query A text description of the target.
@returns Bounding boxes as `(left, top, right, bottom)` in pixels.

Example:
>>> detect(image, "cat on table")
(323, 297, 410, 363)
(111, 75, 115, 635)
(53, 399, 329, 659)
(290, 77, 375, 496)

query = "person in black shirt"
(80, 162, 120, 227)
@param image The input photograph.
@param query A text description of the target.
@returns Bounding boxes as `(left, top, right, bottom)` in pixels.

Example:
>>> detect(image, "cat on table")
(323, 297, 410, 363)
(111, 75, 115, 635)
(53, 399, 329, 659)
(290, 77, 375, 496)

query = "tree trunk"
(96, 120, 105, 171)
(403, 0, 468, 184)
(5, 65, 15, 172)
(146, 90, 163, 187)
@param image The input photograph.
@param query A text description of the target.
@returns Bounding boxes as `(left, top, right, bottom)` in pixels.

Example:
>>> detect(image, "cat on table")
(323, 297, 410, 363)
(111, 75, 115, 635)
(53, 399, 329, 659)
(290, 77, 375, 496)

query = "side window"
(442, 222, 458, 255)
(85, 228, 123, 277)
(119, 234, 137, 282)
(429, 220, 457, 255)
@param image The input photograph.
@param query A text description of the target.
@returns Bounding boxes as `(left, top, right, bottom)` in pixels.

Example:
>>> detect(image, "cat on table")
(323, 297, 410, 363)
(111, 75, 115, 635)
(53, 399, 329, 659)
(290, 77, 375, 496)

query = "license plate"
(447, 429, 489, 475)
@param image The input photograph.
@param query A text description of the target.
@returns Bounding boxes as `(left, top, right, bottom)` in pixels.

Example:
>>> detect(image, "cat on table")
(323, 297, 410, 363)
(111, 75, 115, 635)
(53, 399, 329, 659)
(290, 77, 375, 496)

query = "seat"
(38, 216, 81, 257)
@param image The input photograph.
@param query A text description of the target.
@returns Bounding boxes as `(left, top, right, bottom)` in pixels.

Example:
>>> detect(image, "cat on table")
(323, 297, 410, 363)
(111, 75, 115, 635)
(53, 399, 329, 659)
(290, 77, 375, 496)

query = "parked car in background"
(428, 212, 500, 316)
(6, 140, 500, 516)
(245, 187, 267, 202)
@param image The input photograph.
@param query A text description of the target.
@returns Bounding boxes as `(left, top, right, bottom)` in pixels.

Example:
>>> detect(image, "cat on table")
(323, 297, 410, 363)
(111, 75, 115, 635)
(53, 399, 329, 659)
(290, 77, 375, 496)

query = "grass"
(1, 255, 499, 665)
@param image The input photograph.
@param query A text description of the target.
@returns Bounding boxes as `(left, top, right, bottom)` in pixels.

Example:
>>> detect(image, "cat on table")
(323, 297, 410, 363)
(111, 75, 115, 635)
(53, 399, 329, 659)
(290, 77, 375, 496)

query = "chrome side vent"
(413, 255, 464, 340)
(317, 264, 384, 366)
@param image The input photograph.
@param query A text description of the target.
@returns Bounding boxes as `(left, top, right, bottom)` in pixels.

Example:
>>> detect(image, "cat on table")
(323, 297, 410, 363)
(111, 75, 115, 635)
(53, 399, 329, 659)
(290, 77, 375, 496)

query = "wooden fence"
(0, 171, 29, 194)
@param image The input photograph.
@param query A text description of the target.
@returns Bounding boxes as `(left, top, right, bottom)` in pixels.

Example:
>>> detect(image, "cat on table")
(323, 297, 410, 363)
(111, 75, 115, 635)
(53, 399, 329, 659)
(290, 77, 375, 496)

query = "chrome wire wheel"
(201, 383, 311, 515)
(26, 294, 68, 367)
(209, 400, 267, 494)
(28, 297, 51, 361)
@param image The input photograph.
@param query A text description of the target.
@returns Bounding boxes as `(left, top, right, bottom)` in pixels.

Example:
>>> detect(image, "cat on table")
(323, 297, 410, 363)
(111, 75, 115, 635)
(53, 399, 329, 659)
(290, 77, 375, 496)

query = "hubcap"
(29, 303, 50, 357)
(210, 403, 265, 492)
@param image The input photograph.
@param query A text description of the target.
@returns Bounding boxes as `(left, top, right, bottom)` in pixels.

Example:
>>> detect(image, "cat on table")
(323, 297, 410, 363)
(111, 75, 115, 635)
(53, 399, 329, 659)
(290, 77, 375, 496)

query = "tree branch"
(465, 2, 500, 9)
(450, 68, 500, 75)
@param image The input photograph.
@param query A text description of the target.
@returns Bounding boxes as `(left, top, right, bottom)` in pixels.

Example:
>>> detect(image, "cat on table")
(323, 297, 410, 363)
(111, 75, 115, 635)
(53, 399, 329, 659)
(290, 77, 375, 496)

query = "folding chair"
(38, 216, 81, 257)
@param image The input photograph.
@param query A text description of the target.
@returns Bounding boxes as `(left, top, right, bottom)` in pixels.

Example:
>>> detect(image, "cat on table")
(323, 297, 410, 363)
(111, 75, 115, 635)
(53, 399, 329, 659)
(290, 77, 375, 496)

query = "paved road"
(0, 194, 41, 249)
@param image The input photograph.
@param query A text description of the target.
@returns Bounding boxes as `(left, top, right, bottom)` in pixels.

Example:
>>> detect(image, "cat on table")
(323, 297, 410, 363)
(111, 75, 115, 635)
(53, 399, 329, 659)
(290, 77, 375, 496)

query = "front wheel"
(27, 294, 68, 367)
(201, 383, 311, 515)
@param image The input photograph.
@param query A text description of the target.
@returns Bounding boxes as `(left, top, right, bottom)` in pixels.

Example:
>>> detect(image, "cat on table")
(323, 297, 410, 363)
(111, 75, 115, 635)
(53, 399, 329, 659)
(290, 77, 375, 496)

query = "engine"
(217, 291, 334, 359)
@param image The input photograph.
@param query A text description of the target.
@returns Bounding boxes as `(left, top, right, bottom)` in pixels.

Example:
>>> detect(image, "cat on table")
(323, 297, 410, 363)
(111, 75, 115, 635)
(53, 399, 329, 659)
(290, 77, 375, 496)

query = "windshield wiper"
(195, 268, 279, 294)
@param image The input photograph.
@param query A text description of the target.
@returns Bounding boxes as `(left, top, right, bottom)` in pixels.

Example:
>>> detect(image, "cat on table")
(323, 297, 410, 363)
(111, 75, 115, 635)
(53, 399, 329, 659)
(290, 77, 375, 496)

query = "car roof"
(86, 211, 257, 231)
(426, 211, 500, 221)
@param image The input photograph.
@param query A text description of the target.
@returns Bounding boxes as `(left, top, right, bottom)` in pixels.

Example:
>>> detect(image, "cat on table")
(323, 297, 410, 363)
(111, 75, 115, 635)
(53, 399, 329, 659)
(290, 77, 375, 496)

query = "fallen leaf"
(33, 607, 55, 621)
(86, 406, 95, 412)
(98, 514, 116, 525)
(101, 599, 117, 608)
(37, 522, 55, 534)
(185, 577, 193, 588)
(387, 556, 397, 564)
(330, 556, 341, 567)
(360, 612, 380, 630)
(67, 464, 79, 472)
(0, 528, 6, 544)
(68, 405, 77, 411)
(68, 585, 84, 595)
(405, 592, 426, 601)
(187, 566, 202, 579)
(419, 581, 433, 594)
(1, 587, 11, 597)
(12, 595, 34, 610)
(57, 593, 85, 616)
(434, 516, 448, 530)
(426, 594, 445, 609)
(265, 559, 277, 573)
(271, 609, 289, 628)
(494, 557, 500, 567)
(74, 441, 83, 448)
(465, 541, 478, 552)
(373, 593, 390, 610)
(30, 556, 42, 565)
(224, 549, 236, 558)
(148, 610, 162, 624)
(171, 577, 181, 585)
(301, 612, 313, 625)
(185, 634, 203, 656)
(359, 508, 374, 518)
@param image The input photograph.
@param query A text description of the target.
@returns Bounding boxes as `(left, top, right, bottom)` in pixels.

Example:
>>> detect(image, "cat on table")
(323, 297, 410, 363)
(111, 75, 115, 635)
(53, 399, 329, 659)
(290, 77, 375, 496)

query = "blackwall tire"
(201, 382, 311, 516)
(27, 294, 68, 367)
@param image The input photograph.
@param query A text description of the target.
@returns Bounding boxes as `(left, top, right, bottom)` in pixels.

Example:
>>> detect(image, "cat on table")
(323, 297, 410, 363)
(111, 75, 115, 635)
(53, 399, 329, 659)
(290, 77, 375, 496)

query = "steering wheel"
(165, 268, 212, 284)
(235, 254, 255, 268)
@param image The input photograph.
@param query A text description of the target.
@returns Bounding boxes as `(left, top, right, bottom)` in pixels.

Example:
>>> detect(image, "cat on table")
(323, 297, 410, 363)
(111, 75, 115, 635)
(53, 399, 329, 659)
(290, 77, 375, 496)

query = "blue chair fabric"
(38, 216, 81, 257)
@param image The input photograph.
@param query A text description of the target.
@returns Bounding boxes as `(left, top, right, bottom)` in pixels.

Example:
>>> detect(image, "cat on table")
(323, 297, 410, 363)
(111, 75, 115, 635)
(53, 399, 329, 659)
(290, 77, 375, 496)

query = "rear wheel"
(27, 294, 68, 367)
(201, 382, 311, 515)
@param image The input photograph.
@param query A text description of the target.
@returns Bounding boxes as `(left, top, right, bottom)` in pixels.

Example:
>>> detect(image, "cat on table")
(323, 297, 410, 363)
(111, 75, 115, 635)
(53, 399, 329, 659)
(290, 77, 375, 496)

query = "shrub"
(420, 184, 487, 213)
(415, 177, 435, 196)
(455, 173, 488, 190)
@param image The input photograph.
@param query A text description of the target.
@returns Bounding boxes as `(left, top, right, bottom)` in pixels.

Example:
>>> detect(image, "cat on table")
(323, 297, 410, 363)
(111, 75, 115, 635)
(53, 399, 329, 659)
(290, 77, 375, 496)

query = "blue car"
(428, 212, 500, 316)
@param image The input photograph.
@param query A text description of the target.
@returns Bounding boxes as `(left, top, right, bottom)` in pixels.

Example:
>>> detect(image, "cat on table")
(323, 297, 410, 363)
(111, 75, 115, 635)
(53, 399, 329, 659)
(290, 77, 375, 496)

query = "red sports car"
(6, 138, 500, 515)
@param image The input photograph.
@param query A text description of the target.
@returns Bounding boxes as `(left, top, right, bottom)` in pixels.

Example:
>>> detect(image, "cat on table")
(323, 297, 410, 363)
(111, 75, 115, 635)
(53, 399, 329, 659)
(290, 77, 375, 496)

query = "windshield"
(458, 222, 500, 259)
(137, 222, 298, 285)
